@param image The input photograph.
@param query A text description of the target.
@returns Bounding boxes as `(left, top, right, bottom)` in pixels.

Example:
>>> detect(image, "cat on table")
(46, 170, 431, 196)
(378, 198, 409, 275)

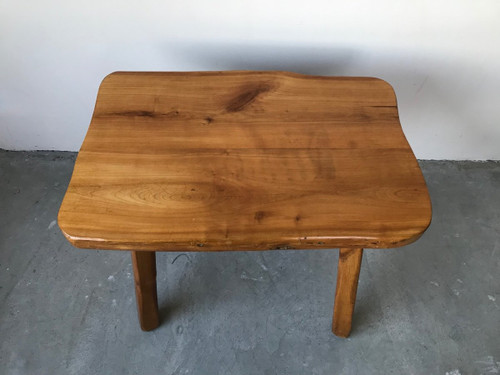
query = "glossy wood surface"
(58, 71, 431, 251)
(332, 248, 363, 337)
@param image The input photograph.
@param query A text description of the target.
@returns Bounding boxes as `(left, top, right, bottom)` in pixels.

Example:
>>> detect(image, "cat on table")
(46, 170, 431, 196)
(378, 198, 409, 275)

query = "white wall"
(1, 0, 499, 159)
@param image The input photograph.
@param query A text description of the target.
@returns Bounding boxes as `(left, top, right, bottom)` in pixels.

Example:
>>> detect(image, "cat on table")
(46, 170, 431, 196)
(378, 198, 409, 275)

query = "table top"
(58, 71, 431, 251)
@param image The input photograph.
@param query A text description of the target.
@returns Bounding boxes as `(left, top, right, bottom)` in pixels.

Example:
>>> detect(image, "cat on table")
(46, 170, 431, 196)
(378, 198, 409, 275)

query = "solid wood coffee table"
(58, 71, 431, 337)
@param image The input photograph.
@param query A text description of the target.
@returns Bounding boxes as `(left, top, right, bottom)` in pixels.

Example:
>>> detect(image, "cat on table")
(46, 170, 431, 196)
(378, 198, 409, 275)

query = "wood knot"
(254, 211, 266, 223)
(226, 83, 273, 112)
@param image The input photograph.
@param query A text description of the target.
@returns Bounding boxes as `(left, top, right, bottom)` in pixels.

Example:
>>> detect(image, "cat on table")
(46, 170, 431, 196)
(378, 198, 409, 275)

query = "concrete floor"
(0, 150, 498, 375)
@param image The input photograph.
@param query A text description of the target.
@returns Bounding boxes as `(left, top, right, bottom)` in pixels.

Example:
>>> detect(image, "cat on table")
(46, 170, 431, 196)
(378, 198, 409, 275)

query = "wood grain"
(58, 71, 431, 251)
(332, 247, 363, 337)
(131, 251, 159, 331)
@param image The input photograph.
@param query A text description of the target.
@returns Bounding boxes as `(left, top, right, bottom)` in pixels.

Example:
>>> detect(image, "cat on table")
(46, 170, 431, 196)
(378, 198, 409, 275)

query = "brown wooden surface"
(332, 248, 363, 337)
(131, 251, 159, 331)
(58, 71, 431, 251)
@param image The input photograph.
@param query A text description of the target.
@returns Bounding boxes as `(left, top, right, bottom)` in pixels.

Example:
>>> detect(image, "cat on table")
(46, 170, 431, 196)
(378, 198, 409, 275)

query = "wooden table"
(58, 71, 431, 337)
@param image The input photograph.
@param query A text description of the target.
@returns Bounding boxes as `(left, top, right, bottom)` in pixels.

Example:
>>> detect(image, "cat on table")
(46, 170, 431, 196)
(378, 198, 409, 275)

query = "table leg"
(332, 247, 363, 337)
(131, 251, 160, 331)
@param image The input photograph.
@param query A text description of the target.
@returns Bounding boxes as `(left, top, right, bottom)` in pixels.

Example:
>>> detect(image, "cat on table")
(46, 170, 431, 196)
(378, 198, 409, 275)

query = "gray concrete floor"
(0, 150, 498, 375)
